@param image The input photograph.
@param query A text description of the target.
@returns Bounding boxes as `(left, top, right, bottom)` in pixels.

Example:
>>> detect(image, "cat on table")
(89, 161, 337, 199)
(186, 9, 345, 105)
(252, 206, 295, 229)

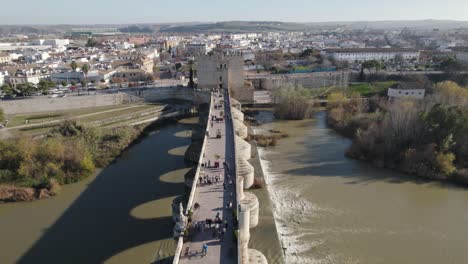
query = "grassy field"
(78, 105, 160, 123)
(349, 81, 398, 96)
(8, 105, 135, 127)
(9, 103, 164, 136)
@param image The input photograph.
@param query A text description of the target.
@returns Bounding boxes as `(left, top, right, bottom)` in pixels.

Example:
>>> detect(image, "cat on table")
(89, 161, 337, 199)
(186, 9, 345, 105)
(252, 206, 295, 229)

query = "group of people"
(211, 114, 223, 122)
(192, 212, 229, 241)
(198, 174, 222, 186)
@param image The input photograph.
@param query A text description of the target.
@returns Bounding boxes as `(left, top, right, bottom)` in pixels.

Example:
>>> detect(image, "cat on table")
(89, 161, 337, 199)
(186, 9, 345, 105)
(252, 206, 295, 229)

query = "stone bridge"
(171, 88, 267, 264)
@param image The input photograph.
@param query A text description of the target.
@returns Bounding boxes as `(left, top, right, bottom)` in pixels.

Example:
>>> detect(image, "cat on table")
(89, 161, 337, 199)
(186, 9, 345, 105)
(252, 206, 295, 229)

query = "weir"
(171, 87, 267, 264)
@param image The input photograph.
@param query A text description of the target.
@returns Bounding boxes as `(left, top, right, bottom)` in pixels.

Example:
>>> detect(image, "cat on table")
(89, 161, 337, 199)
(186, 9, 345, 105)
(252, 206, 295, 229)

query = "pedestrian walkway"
(179, 90, 236, 264)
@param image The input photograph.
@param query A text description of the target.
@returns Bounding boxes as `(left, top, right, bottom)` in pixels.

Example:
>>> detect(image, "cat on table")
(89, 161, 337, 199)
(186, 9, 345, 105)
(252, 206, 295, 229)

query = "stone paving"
(179, 90, 236, 264)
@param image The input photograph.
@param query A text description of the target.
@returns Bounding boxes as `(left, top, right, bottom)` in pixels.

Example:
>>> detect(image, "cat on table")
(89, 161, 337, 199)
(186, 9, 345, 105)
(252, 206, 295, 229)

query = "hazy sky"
(1, 0, 468, 24)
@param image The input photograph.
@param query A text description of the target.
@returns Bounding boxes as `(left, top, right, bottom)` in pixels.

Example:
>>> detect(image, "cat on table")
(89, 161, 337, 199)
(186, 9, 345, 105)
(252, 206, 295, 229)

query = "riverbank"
(0, 117, 196, 264)
(325, 89, 468, 186)
(327, 118, 468, 186)
(0, 108, 194, 203)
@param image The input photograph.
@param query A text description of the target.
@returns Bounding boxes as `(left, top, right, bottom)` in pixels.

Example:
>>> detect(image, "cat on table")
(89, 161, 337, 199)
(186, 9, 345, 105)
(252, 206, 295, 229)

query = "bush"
(435, 152, 456, 176)
(0, 120, 141, 192)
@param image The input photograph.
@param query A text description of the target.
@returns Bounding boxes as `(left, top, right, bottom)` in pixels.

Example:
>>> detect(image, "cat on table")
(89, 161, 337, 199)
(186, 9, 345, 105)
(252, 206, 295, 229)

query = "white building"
(322, 48, 420, 63)
(46, 39, 69, 46)
(115, 42, 134, 50)
(387, 88, 425, 99)
(0, 71, 8, 86)
(7, 74, 49, 88)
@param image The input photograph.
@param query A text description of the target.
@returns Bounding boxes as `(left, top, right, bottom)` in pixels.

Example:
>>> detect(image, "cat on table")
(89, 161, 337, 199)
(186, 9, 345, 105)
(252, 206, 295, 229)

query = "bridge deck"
(179, 90, 236, 264)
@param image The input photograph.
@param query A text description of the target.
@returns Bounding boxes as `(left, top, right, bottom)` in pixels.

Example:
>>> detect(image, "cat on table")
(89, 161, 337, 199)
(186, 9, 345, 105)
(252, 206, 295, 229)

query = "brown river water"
(255, 110, 468, 264)
(2, 112, 468, 264)
(0, 118, 196, 264)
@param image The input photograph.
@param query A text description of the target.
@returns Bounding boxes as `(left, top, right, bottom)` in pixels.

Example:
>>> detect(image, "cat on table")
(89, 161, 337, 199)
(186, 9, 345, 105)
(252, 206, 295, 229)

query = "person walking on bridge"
(202, 243, 208, 257)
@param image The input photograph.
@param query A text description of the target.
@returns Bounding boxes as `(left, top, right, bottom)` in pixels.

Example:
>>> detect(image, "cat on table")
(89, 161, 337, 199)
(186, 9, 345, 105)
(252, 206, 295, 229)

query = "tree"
(439, 57, 467, 73)
(361, 60, 382, 82)
(422, 104, 468, 144)
(70, 61, 78, 72)
(273, 85, 314, 120)
(188, 60, 195, 88)
(1, 84, 14, 96)
(61, 80, 68, 87)
(86, 38, 97, 47)
(38, 80, 55, 94)
(81, 64, 89, 95)
(16, 83, 35, 96)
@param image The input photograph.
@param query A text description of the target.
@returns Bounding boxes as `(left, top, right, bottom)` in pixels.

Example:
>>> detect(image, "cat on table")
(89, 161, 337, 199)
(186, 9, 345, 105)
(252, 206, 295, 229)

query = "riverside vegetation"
(326, 80, 468, 184)
(0, 120, 142, 202)
(273, 85, 317, 120)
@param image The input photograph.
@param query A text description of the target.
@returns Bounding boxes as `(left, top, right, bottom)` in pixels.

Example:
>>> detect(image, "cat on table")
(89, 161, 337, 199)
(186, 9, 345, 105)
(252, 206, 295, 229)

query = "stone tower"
(197, 52, 253, 102)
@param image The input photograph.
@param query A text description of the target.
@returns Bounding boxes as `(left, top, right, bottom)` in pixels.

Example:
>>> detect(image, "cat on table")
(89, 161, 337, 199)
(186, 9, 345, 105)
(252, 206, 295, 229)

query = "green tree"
(422, 104, 468, 145)
(81, 64, 89, 95)
(61, 80, 68, 87)
(70, 61, 78, 72)
(38, 80, 55, 94)
(1, 84, 14, 96)
(16, 83, 35, 96)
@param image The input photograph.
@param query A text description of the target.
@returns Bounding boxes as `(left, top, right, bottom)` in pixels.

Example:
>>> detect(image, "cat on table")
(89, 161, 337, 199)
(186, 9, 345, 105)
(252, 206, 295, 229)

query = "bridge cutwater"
(172, 87, 268, 264)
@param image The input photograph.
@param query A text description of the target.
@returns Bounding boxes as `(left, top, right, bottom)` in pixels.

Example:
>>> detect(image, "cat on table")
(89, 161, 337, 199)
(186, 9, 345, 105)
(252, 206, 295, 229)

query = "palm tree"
(70, 61, 78, 72)
(81, 64, 89, 95)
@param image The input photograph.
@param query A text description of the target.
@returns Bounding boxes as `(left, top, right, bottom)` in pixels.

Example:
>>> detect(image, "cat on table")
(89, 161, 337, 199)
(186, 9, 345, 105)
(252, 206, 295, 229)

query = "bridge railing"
(172, 93, 213, 264)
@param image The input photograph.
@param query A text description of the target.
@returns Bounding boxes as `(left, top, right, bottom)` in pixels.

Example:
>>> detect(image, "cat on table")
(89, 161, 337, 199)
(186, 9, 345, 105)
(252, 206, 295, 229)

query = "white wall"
(387, 88, 425, 99)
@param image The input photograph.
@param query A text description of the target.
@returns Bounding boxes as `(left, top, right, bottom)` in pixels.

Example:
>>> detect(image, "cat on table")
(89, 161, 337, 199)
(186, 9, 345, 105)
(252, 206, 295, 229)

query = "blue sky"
(1, 0, 468, 24)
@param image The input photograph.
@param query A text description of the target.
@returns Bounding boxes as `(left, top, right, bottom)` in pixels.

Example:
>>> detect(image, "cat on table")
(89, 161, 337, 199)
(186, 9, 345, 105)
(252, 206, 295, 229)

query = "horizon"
(1, 18, 468, 26)
(1, 0, 468, 25)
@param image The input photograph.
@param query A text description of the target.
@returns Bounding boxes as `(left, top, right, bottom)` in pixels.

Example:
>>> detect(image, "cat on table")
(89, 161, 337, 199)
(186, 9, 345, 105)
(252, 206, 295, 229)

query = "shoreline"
(0, 110, 195, 203)
(325, 110, 468, 188)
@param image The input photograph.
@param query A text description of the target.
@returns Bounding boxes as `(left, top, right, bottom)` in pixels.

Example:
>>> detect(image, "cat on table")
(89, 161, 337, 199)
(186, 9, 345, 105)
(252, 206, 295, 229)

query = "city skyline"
(1, 0, 468, 25)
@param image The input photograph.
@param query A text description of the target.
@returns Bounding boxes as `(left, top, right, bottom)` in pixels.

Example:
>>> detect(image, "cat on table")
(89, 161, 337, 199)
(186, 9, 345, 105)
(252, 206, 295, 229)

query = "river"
(0, 118, 196, 264)
(256, 110, 468, 264)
